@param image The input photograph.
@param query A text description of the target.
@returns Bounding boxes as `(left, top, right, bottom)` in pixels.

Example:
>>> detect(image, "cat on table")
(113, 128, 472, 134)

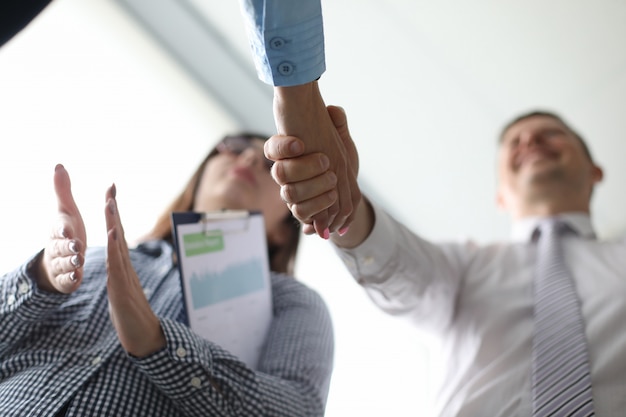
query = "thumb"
(54, 164, 80, 216)
(327, 105, 359, 175)
(327, 105, 348, 138)
(265, 134, 305, 160)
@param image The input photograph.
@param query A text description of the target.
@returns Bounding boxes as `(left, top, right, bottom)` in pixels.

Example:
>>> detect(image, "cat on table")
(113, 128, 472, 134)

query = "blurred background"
(1, 1, 625, 415)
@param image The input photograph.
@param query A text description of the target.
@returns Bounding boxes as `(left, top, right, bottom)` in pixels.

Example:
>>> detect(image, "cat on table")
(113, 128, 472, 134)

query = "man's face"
(496, 115, 602, 215)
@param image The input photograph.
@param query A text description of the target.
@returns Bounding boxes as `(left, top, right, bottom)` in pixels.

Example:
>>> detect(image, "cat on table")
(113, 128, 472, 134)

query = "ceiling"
(116, 0, 626, 242)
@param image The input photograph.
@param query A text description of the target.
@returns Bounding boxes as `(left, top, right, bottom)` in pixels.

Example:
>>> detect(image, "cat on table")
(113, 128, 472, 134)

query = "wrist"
(29, 250, 58, 294)
(330, 196, 374, 249)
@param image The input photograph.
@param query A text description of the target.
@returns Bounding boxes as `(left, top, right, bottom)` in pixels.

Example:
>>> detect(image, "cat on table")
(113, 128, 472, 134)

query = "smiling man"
(496, 111, 604, 220)
(263, 106, 626, 416)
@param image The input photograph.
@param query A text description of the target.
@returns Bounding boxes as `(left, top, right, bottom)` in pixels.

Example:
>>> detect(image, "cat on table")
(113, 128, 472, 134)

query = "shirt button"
(176, 347, 187, 358)
(363, 256, 374, 266)
(7, 294, 16, 305)
(143, 288, 152, 298)
(277, 61, 294, 76)
(270, 37, 286, 49)
(190, 377, 202, 388)
(18, 282, 30, 294)
(91, 356, 102, 366)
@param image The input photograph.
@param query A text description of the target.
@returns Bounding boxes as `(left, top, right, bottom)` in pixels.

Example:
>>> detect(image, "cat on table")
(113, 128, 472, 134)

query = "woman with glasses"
(0, 133, 334, 416)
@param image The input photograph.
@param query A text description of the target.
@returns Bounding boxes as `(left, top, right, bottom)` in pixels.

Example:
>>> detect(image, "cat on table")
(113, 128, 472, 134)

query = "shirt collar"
(510, 212, 596, 242)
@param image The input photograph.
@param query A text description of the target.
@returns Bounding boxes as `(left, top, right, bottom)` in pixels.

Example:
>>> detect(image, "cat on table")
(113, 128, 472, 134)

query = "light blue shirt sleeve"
(239, 0, 326, 86)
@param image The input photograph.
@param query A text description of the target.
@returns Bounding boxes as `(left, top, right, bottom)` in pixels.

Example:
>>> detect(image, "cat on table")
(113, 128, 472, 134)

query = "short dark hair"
(499, 110, 594, 162)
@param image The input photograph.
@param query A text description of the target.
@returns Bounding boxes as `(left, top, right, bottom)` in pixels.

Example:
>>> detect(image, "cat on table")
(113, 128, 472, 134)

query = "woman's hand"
(104, 184, 166, 357)
(38, 164, 87, 294)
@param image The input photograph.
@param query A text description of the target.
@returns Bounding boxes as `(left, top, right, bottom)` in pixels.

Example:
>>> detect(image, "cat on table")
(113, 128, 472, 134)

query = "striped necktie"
(531, 219, 595, 416)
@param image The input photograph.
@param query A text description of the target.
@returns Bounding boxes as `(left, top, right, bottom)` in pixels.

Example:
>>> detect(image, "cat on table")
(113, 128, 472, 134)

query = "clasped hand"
(270, 82, 361, 238)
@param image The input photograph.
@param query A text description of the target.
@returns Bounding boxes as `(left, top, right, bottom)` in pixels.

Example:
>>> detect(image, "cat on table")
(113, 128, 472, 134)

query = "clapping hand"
(104, 185, 166, 357)
(38, 164, 87, 294)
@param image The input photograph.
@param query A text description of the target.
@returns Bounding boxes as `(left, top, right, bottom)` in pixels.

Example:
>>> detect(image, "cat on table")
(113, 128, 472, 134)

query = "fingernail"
(108, 199, 116, 215)
(69, 271, 77, 282)
(320, 154, 330, 171)
(58, 227, 67, 238)
(322, 228, 330, 240)
(70, 255, 81, 268)
(111, 183, 117, 199)
(290, 140, 303, 154)
(338, 226, 350, 236)
(69, 240, 78, 254)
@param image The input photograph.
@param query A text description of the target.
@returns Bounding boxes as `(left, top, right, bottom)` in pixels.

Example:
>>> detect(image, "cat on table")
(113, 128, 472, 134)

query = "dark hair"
(499, 110, 594, 162)
(139, 132, 301, 276)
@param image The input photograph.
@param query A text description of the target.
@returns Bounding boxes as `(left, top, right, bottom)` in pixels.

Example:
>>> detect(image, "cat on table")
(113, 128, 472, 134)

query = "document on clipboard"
(171, 210, 272, 370)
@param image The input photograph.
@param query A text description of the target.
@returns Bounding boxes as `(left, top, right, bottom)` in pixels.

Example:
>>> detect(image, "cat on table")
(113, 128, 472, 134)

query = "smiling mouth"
(516, 151, 557, 169)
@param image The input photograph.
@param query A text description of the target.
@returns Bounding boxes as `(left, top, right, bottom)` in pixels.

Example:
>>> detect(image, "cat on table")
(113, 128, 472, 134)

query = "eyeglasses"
(216, 135, 274, 171)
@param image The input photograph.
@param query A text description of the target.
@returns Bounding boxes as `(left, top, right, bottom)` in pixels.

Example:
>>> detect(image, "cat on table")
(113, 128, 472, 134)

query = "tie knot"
(532, 218, 574, 242)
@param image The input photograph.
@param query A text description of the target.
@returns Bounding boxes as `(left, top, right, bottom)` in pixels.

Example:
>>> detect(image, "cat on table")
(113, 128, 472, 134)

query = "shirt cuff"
(245, 11, 325, 86)
(332, 201, 398, 285)
(5, 250, 71, 321)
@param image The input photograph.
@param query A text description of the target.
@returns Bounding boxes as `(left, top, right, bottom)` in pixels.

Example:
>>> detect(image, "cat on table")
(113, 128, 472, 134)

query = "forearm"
(273, 82, 326, 138)
(332, 202, 466, 329)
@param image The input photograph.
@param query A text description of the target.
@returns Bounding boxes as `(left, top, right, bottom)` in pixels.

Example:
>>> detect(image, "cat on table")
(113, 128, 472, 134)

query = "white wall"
(0, 0, 237, 262)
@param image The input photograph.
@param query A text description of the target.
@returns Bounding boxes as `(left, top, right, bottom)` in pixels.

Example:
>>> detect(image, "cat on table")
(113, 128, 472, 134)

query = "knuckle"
(271, 162, 287, 185)
(324, 171, 338, 188)
(327, 203, 340, 218)
(275, 137, 292, 158)
(281, 184, 298, 204)
(263, 139, 274, 159)
(290, 204, 306, 221)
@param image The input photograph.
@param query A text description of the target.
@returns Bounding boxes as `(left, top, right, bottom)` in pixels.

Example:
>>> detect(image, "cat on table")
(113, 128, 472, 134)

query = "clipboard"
(171, 210, 272, 370)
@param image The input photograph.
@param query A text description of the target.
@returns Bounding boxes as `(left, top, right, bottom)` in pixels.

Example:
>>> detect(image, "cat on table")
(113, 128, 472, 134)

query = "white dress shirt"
(334, 201, 626, 417)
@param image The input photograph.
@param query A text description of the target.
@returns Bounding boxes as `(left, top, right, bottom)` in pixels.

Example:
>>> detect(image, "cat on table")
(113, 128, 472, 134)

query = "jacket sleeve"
(238, 0, 325, 86)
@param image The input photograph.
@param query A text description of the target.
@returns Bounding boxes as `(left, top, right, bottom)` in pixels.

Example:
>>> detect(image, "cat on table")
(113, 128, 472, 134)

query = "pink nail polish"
(338, 227, 350, 236)
(322, 228, 330, 240)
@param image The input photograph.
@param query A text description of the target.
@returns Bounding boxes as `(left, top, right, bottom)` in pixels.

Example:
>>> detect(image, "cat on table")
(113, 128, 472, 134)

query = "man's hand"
(38, 164, 87, 294)
(272, 82, 361, 238)
(105, 185, 166, 357)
